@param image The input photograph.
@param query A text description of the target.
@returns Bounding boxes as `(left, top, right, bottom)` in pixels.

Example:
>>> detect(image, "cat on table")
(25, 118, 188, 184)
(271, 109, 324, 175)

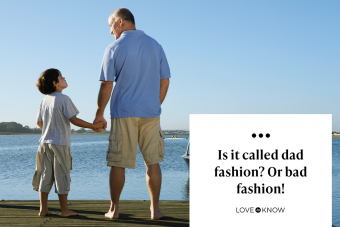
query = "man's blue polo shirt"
(99, 30, 171, 119)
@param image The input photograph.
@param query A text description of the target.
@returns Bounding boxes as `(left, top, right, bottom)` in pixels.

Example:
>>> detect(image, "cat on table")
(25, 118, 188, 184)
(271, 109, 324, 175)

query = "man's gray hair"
(113, 8, 135, 25)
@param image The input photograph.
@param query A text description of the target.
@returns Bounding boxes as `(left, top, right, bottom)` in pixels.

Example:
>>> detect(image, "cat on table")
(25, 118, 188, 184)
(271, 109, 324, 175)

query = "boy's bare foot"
(105, 209, 119, 219)
(61, 209, 78, 217)
(39, 209, 52, 216)
(150, 208, 165, 220)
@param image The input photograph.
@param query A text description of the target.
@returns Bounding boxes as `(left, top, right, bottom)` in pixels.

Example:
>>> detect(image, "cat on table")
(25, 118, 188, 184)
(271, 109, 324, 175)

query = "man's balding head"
(110, 8, 135, 25)
(108, 8, 136, 40)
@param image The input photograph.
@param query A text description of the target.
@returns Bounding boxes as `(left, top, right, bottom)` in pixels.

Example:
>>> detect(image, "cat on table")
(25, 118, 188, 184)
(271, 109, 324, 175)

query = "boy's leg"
(39, 191, 52, 216)
(50, 144, 78, 217)
(58, 194, 78, 217)
(37, 145, 54, 216)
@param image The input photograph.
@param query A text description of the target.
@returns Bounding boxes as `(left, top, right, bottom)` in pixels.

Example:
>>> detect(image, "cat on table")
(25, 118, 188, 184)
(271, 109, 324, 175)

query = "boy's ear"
(53, 81, 58, 86)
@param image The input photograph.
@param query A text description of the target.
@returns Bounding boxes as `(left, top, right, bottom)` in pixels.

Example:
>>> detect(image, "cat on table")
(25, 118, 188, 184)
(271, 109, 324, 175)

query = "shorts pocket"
(158, 130, 165, 158)
(32, 170, 39, 189)
(107, 133, 123, 162)
(65, 148, 72, 171)
(64, 175, 71, 191)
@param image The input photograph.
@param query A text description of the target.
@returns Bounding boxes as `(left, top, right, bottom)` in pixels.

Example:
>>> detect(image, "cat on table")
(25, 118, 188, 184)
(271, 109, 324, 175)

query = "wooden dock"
(0, 200, 189, 226)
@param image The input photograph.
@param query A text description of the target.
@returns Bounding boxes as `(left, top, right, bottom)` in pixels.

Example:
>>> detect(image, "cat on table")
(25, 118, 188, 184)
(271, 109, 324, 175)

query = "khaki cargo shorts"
(107, 117, 165, 169)
(32, 143, 72, 194)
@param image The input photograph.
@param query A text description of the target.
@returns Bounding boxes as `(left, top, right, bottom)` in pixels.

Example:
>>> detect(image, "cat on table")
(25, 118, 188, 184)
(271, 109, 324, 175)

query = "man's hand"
(93, 116, 107, 132)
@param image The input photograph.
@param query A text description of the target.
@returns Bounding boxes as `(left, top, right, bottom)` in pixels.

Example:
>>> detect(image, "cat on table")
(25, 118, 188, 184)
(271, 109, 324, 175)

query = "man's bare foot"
(105, 209, 119, 219)
(151, 209, 165, 220)
(61, 209, 78, 217)
(39, 209, 52, 216)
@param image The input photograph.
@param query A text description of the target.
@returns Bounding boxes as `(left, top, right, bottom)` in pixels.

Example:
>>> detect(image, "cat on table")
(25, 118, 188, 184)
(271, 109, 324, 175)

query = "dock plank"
(0, 200, 189, 226)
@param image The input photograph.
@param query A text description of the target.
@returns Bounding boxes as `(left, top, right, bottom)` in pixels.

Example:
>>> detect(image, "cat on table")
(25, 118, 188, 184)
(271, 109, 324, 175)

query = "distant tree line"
(0, 122, 110, 134)
(0, 122, 42, 133)
(71, 128, 109, 134)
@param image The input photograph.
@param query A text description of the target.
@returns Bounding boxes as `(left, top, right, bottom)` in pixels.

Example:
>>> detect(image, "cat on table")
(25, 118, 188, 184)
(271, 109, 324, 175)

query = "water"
(2, 135, 339, 225)
(333, 138, 340, 226)
(0, 135, 189, 201)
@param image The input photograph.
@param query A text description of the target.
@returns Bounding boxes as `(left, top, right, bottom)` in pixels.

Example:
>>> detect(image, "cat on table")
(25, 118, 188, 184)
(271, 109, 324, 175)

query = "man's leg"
(138, 117, 165, 219)
(105, 166, 125, 219)
(146, 163, 165, 219)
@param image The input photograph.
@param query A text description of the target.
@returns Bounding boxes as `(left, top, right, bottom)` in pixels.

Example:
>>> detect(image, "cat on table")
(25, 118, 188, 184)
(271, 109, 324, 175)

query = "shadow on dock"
(0, 200, 189, 226)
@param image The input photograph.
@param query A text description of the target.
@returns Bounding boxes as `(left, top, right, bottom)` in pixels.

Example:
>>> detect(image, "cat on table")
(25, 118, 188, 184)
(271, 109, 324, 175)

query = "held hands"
(93, 122, 105, 132)
(93, 116, 107, 132)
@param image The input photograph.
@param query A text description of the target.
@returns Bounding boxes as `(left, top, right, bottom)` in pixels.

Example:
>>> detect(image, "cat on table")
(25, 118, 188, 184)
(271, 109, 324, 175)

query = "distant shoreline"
(0, 132, 110, 135)
(1, 132, 338, 137)
(0, 132, 189, 136)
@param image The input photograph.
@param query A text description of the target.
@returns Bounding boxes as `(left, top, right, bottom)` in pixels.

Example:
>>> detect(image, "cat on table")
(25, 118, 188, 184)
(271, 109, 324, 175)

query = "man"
(93, 8, 170, 220)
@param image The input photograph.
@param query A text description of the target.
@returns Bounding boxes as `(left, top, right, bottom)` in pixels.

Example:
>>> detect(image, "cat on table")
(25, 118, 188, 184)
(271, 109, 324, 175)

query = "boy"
(32, 68, 104, 217)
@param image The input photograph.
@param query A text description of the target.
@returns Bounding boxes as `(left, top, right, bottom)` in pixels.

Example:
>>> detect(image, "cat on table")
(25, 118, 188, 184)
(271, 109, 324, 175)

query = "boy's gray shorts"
(32, 143, 72, 194)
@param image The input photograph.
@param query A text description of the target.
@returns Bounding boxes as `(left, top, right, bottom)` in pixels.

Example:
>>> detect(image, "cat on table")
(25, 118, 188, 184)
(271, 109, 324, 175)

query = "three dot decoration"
(252, 133, 270, 138)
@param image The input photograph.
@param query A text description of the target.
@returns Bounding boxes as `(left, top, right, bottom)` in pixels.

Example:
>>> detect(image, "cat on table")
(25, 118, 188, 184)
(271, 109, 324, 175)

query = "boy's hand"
(37, 121, 43, 130)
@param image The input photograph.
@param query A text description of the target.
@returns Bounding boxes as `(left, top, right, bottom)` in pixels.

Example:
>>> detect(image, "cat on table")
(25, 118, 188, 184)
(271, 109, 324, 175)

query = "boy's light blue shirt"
(99, 30, 171, 119)
(37, 92, 79, 146)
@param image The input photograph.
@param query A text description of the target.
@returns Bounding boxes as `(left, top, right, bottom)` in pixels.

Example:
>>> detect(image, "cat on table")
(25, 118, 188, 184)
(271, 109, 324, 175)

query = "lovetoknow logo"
(236, 207, 285, 213)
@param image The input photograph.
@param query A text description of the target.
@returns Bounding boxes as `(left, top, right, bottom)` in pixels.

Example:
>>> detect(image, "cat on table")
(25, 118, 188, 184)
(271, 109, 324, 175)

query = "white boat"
(181, 142, 190, 169)
(165, 135, 188, 140)
(165, 138, 185, 140)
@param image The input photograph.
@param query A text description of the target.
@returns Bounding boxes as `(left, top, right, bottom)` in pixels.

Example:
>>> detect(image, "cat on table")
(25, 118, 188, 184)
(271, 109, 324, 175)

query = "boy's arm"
(69, 116, 104, 130)
(37, 121, 43, 130)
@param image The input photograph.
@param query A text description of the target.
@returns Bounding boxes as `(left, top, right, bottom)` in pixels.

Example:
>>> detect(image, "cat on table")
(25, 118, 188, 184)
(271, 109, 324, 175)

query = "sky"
(0, 0, 339, 131)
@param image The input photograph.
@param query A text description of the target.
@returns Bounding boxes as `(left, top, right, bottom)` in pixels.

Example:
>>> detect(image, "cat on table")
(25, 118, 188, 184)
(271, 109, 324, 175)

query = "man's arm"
(160, 78, 170, 104)
(93, 81, 114, 130)
(37, 121, 43, 130)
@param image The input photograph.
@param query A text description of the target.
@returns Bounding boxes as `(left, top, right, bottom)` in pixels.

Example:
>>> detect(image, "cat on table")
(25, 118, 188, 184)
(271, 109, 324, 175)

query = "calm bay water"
(333, 138, 340, 226)
(0, 135, 189, 201)
(1, 135, 340, 225)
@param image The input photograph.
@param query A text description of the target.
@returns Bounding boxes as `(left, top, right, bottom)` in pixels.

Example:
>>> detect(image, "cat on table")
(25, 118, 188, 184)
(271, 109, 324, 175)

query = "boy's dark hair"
(36, 68, 61, 94)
